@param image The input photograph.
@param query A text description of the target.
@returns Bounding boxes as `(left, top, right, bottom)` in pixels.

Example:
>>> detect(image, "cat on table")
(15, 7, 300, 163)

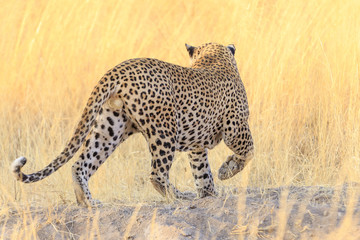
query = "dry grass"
(1, 0, 360, 238)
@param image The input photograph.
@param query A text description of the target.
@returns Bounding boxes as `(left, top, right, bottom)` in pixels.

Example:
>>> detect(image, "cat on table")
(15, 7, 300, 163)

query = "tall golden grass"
(0, 0, 359, 217)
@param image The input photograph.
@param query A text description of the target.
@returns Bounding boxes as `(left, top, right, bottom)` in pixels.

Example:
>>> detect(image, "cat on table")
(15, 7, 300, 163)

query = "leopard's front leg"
(188, 149, 217, 197)
(219, 120, 254, 180)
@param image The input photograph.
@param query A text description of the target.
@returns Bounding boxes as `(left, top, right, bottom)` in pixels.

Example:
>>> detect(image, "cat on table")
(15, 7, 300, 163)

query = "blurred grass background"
(0, 0, 359, 205)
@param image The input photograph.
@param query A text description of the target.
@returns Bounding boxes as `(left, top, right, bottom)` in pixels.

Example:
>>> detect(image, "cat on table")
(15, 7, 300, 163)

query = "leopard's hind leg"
(72, 100, 137, 207)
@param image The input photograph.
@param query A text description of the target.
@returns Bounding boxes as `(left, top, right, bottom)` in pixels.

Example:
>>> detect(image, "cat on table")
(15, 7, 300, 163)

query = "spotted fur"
(11, 43, 254, 206)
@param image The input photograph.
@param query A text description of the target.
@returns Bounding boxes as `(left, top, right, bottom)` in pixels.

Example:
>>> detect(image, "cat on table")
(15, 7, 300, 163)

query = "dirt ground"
(2, 184, 360, 239)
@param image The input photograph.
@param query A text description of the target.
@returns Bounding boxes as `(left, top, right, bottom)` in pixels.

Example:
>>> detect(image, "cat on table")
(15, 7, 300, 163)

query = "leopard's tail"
(11, 75, 116, 183)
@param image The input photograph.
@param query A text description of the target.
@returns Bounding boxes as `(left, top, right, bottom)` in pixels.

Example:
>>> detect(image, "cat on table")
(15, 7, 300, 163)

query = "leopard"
(11, 43, 254, 207)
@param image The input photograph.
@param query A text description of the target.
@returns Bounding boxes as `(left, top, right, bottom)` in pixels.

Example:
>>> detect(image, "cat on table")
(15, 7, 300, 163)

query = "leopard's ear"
(227, 44, 235, 55)
(185, 43, 195, 58)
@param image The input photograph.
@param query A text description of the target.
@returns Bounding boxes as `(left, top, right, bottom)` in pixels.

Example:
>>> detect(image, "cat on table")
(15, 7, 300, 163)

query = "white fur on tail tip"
(11, 156, 27, 172)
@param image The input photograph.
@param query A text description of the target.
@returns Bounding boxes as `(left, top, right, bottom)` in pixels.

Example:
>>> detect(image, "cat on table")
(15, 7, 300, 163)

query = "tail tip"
(11, 156, 27, 172)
